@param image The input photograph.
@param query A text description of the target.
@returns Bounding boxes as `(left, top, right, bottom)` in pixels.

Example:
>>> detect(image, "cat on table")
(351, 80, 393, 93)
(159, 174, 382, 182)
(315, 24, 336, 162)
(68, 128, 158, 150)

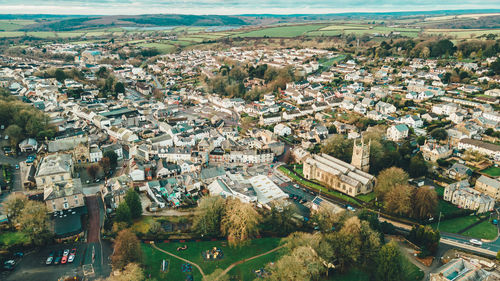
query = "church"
(303, 139, 375, 197)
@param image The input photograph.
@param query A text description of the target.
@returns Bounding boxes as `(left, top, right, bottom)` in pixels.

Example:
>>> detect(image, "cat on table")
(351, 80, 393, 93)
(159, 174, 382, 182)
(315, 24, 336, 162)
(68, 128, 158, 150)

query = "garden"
(430, 215, 498, 240)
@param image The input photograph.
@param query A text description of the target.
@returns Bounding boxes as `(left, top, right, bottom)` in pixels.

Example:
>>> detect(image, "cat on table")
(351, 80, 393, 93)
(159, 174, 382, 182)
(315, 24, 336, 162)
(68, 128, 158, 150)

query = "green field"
(461, 220, 498, 240)
(142, 238, 282, 280)
(481, 166, 500, 178)
(431, 215, 479, 233)
(0, 31, 25, 38)
(236, 24, 326, 38)
(424, 29, 500, 39)
(0, 20, 36, 31)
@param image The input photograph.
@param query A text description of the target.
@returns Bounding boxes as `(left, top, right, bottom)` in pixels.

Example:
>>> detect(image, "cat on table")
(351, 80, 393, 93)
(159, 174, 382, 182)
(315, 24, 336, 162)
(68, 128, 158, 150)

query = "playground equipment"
(161, 259, 168, 272)
(181, 263, 192, 272)
(202, 247, 224, 260)
(177, 245, 188, 251)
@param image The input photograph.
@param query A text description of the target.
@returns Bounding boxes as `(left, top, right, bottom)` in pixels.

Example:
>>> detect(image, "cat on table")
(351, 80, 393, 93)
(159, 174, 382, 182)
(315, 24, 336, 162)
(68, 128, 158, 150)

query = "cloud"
(0, 0, 498, 15)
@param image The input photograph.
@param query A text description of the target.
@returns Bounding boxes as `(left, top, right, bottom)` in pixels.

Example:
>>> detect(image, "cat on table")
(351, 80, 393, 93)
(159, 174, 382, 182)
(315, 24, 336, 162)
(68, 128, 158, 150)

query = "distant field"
(235, 24, 327, 38)
(305, 25, 420, 37)
(425, 13, 500, 21)
(0, 31, 25, 38)
(0, 20, 36, 31)
(424, 29, 500, 38)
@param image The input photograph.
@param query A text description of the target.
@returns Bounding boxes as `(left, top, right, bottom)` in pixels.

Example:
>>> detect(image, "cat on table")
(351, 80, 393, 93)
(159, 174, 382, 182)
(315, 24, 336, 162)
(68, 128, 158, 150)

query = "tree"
(104, 263, 144, 281)
(430, 128, 448, 141)
(55, 69, 66, 83)
(192, 196, 226, 237)
(384, 185, 413, 216)
(376, 241, 403, 281)
(3, 193, 27, 226)
(374, 167, 409, 199)
(221, 199, 262, 246)
(5, 124, 23, 147)
(311, 206, 346, 232)
(87, 165, 100, 181)
(408, 154, 428, 178)
(103, 150, 119, 171)
(115, 202, 132, 224)
(490, 58, 500, 75)
(266, 246, 325, 281)
(114, 82, 125, 94)
(99, 157, 112, 175)
(408, 225, 440, 255)
(497, 250, 500, 262)
(16, 200, 52, 245)
(321, 135, 353, 163)
(124, 189, 142, 219)
(111, 229, 142, 270)
(413, 186, 438, 219)
(265, 203, 299, 236)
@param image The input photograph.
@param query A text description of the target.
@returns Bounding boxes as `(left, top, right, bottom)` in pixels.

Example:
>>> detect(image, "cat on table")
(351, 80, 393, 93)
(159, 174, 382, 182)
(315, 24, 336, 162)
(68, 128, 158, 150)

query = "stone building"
(351, 138, 370, 172)
(303, 153, 375, 197)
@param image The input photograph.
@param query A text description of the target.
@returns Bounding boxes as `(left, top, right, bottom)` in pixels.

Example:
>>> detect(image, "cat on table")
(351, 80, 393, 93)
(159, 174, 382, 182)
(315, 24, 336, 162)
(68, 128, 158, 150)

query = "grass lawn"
(278, 166, 359, 205)
(431, 215, 479, 233)
(235, 24, 326, 38)
(481, 166, 500, 178)
(0, 231, 28, 247)
(143, 238, 282, 280)
(402, 256, 425, 281)
(461, 220, 498, 240)
(357, 192, 376, 203)
(142, 243, 203, 281)
(438, 199, 468, 218)
(227, 247, 286, 281)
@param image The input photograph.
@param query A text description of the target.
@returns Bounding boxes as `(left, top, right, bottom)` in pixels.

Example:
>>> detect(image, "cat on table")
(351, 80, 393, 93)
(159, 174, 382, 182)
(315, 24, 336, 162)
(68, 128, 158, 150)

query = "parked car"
(345, 205, 356, 212)
(54, 251, 62, 265)
(46, 252, 54, 265)
(15, 164, 19, 170)
(68, 248, 76, 263)
(470, 239, 483, 246)
(61, 249, 70, 264)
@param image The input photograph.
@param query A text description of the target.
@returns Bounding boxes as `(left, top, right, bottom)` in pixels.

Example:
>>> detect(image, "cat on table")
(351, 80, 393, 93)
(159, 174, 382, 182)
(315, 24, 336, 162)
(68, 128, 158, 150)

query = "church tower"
(351, 138, 370, 172)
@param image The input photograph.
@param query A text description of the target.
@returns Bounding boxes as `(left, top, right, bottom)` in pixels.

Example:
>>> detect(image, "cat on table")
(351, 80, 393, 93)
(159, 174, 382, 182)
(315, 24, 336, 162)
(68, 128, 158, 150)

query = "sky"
(0, 0, 498, 15)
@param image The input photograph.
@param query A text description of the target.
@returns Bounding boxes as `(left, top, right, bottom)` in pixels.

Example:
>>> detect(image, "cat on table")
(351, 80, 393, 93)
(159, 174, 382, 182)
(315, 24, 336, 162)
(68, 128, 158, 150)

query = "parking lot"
(3, 243, 86, 281)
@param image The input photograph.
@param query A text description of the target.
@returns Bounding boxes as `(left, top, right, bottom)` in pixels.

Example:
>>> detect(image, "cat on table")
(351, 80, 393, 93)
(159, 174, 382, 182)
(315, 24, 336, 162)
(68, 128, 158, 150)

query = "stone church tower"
(351, 138, 370, 172)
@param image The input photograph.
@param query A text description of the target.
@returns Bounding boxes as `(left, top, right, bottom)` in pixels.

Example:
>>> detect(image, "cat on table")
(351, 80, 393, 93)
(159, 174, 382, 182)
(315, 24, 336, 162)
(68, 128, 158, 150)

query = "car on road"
(61, 249, 70, 264)
(15, 164, 19, 169)
(470, 239, 483, 246)
(68, 248, 76, 263)
(3, 260, 15, 271)
(46, 252, 54, 265)
(345, 205, 356, 212)
(54, 251, 62, 265)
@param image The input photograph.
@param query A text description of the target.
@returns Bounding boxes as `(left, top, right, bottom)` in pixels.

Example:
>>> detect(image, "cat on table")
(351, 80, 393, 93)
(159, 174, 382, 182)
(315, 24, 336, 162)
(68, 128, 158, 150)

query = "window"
(75, 199, 78, 205)
(63, 203, 69, 209)
(74, 195, 78, 199)
(53, 204, 57, 211)
(63, 197, 68, 202)
(60, 175, 64, 180)
(42, 178, 46, 184)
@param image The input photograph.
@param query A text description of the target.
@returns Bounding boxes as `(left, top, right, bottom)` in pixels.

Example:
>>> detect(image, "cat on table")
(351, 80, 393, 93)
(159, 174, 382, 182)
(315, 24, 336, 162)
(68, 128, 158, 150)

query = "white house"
(387, 124, 409, 141)
(274, 123, 292, 137)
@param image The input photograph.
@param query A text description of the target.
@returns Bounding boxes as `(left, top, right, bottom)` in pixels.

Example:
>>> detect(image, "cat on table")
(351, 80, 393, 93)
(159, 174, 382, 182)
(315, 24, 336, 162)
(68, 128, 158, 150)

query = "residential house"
(448, 163, 473, 180)
(387, 124, 409, 141)
(475, 175, 500, 201)
(443, 180, 494, 213)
